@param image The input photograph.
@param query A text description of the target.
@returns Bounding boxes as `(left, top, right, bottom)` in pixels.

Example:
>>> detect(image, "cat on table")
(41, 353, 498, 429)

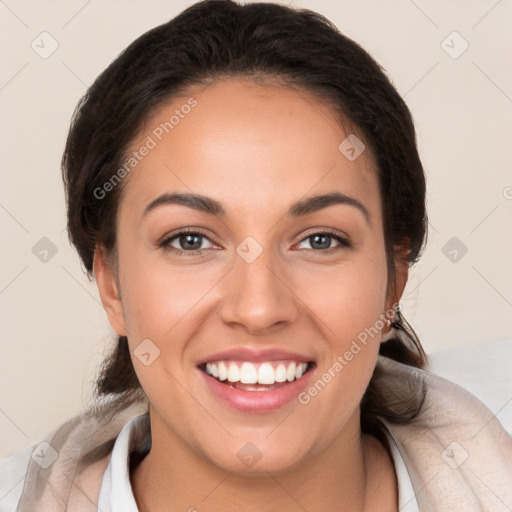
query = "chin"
(204, 441, 310, 477)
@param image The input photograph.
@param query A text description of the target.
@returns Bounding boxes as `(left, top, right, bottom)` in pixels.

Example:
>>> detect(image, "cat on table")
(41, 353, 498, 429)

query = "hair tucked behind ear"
(381, 309, 427, 367)
(63, 0, 429, 433)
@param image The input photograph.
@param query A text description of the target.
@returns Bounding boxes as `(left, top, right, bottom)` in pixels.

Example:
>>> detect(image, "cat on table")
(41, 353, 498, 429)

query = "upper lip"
(196, 347, 315, 366)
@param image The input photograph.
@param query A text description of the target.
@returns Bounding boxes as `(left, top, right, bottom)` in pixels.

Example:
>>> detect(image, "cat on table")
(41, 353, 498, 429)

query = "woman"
(1, 1, 511, 511)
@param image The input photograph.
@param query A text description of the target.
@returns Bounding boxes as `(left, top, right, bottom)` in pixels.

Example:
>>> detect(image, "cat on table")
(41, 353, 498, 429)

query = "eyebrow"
(143, 191, 370, 225)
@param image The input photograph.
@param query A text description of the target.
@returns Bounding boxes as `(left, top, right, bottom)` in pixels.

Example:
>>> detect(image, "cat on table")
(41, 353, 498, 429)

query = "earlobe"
(93, 245, 127, 336)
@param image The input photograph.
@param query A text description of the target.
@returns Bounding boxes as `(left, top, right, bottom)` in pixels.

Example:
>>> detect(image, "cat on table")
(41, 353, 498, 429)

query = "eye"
(295, 230, 351, 252)
(159, 227, 351, 257)
(159, 228, 216, 256)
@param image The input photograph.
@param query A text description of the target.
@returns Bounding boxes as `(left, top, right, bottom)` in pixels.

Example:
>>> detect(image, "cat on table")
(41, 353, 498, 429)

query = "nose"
(219, 245, 300, 335)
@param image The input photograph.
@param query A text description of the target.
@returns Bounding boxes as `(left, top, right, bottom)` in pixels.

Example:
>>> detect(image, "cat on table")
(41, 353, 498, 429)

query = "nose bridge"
(219, 238, 299, 332)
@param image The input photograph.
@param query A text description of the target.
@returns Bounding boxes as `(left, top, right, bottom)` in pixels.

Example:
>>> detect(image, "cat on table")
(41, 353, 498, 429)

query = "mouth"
(198, 360, 316, 389)
(197, 359, 317, 412)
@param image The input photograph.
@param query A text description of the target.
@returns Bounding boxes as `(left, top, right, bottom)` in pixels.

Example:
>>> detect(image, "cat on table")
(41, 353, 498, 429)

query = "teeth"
(286, 362, 296, 382)
(227, 363, 240, 383)
(274, 364, 287, 382)
(258, 362, 275, 385)
(204, 360, 309, 385)
(240, 362, 257, 384)
(218, 361, 228, 381)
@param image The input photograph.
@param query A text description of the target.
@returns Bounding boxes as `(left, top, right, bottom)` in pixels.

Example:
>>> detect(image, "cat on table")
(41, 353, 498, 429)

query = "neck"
(131, 410, 397, 512)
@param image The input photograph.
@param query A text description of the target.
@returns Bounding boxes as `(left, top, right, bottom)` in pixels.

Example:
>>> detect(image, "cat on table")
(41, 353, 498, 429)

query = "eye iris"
(180, 233, 202, 250)
(311, 234, 331, 250)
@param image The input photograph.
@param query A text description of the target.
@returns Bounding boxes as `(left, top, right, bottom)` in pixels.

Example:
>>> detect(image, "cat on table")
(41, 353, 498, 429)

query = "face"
(94, 77, 406, 475)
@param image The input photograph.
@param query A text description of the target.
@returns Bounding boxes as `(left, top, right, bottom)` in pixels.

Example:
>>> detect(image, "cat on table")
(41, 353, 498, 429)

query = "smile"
(203, 360, 310, 386)
(198, 360, 317, 413)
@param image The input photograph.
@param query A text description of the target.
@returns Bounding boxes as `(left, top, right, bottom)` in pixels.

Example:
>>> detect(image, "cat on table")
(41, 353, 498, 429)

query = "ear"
(93, 245, 127, 336)
(392, 250, 409, 306)
(382, 244, 409, 335)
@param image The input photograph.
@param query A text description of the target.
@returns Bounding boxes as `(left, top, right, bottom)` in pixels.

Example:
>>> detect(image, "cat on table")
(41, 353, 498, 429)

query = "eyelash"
(158, 227, 351, 257)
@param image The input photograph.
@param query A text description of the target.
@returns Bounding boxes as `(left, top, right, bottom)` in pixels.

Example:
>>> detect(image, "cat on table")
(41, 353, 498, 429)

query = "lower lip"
(198, 364, 316, 413)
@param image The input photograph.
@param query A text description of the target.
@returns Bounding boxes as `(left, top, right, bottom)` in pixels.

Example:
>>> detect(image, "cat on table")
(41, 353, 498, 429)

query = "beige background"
(1, 0, 511, 458)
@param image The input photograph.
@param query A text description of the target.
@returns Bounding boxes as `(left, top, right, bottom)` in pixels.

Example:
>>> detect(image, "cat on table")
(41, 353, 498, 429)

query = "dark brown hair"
(62, 0, 428, 438)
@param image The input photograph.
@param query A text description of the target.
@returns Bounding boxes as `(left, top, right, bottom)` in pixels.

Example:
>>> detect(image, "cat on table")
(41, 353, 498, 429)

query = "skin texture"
(94, 77, 407, 511)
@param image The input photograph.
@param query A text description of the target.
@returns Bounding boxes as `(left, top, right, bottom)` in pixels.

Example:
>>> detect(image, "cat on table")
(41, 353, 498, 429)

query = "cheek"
(116, 242, 230, 386)
(118, 228, 388, 343)
(117, 222, 388, 357)
(298, 245, 388, 399)
(116, 249, 216, 398)
(300, 247, 388, 344)
(120, 259, 216, 339)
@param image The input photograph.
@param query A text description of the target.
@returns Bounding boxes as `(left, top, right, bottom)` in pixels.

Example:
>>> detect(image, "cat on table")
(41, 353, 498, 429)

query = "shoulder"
(381, 339, 512, 510)
(0, 446, 111, 512)
(0, 398, 148, 511)
(0, 445, 33, 511)
(426, 337, 512, 433)
(68, 453, 112, 509)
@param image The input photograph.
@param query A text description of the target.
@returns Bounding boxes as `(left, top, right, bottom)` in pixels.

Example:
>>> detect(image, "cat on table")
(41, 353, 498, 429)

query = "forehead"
(119, 78, 380, 224)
